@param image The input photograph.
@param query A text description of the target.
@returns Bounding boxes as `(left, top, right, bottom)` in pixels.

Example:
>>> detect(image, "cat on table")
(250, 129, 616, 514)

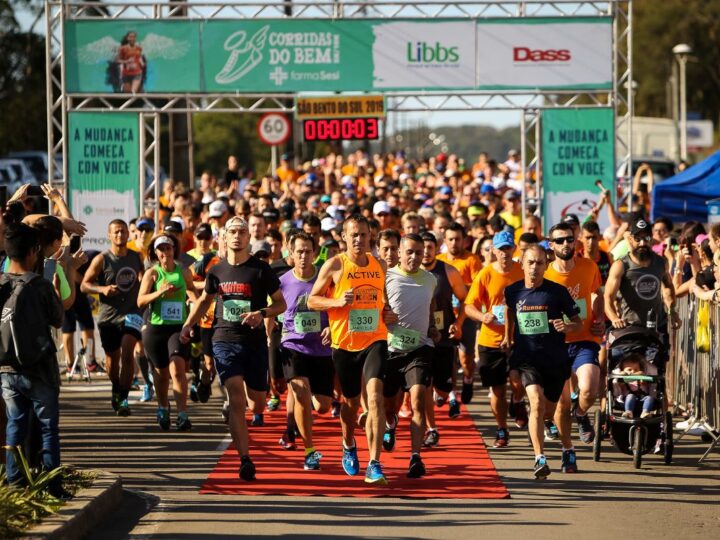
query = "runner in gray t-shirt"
(382, 234, 439, 479)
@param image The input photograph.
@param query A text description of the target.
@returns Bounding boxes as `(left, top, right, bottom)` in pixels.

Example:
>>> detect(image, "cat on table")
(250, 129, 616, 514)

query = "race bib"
(575, 298, 587, 320)
(517, 311, 549, 335)
(294, 312, 321, 334)
(433, 311, 444, 330)
(161, 301, 183, 322)
(223, 299, 251, 322)
(492, 305, 506, 325)
(124, 313, 143, 332)
(349, 308, 379, 333)
(389, 326, 421, 351)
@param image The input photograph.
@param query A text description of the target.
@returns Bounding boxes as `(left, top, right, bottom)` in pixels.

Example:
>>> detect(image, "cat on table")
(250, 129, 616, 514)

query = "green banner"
(68, 112, 140, 249)
(63, 18, 611, 93)
(541, 108, 615, 231)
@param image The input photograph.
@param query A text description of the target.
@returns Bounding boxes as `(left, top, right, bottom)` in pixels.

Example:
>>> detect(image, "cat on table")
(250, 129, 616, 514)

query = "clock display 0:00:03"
(303, 118, 380, 141)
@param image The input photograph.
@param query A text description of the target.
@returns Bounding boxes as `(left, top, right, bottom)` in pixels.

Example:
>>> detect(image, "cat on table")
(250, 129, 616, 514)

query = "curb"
(25, 471, 123, 540)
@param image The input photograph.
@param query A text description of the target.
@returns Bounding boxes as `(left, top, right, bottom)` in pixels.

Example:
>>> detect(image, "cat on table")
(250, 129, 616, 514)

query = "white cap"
(209, 200, 228, 218)
(153, 236, 173, 250)
(326, 205, 340, 219)
(201, 192, 215, 204)
(399, 172, 410, 182)
(169, 216, 185, 231)
(321, 216, 337, 231)
(373, 201, 390, 215)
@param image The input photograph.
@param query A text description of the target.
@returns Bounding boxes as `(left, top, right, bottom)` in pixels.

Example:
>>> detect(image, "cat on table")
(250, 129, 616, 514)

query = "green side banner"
(541, 108, 615, 232)
(68, 112, 140, 249)
(63, 18, 612, 93)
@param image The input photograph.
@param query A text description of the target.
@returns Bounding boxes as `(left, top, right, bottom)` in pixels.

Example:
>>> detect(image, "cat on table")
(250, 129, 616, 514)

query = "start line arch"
(46, 0, 633, 239)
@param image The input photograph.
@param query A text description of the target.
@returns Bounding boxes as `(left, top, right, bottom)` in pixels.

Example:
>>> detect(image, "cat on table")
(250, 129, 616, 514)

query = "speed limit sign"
(257, 113, 291, 146)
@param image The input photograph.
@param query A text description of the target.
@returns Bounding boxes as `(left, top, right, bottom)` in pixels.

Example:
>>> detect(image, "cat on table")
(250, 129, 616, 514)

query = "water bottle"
(646, 308, 657, 330)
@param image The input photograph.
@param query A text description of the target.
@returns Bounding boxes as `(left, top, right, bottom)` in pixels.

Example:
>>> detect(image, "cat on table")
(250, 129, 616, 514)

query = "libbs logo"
(406, 41, 460, 63)
(513, 47, 571, 62)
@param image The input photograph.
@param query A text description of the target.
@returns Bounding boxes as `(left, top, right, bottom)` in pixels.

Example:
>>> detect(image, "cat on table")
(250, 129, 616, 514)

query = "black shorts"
(332, 340, 387, 399)
(431, 345, 455, 393)
(142, 324, 190, 370)
(213, 340, 269, 391)
(383, 345, 434, 398)
(516, 361, 571, 403)
(98, 321, 141, 354)
(61, 292, 95, 333)
(283, 349, 335, 398)
(200, 327, 214, 357)
(459, 318, 478, 355)
(268, 329, 286, 381)
(477, 345, 509, 388)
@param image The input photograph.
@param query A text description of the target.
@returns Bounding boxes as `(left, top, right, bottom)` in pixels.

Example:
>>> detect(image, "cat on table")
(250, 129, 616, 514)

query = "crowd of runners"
(3, 148, 717, 491)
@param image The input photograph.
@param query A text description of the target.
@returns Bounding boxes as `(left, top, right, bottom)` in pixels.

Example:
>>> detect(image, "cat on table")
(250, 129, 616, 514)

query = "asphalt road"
(59, 379, 720, 539)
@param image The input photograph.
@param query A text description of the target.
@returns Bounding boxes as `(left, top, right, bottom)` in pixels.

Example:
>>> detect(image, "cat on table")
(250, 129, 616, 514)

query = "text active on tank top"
(150, 263, 187, 326)
(328, 253, 388, 352)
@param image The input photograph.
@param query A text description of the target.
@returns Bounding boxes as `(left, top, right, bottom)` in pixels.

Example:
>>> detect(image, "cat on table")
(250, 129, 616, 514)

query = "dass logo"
(513, 47, 571, 62)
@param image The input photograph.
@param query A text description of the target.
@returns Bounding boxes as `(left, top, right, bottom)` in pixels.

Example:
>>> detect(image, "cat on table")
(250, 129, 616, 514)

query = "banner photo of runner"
(541, 108, 615, 234)
(68, 112, 140, 249)
(64, 18, 612, 93)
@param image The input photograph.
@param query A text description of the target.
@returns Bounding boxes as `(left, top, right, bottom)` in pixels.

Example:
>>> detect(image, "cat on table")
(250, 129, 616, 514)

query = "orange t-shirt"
(466, 262, 524, 348)
(328, 253, 388, 352)
(437, 251, 483, 286)
(544, 257, 602, 344)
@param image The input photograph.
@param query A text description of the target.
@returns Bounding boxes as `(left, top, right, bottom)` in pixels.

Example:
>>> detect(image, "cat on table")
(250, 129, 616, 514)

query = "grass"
(0, 447, 96, 538)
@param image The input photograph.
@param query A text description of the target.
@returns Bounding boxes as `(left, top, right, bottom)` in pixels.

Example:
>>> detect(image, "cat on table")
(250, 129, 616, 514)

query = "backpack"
(0, 272, 57, 368)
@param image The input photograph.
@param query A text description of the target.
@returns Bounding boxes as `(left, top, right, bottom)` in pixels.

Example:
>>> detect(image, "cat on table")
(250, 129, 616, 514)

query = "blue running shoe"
(534, 456, 551, 479)
(117, 399, 131, 417)
(544, 420, 559, 441)
(561, 449, 578, 473)
(364, 460, 388, 485)
(189, 383, 199, 403)
(140, 384, 154, 403)
(251, 413, 264, 427)
(382, 427, 396, 452)
(304, 450, 323, 471)
(448, 399, 461, 419)
(156, 407, 170, 430)
(342, 446, 360, 476)
(267, 395, 281, 411)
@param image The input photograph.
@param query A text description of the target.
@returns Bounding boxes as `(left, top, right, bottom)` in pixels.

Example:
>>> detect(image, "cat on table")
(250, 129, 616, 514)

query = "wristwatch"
(259, 308, 268, 318)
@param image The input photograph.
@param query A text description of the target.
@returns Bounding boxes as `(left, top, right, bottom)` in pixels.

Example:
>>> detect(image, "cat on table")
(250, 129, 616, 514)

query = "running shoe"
(278, 429, 296, 451)
(189, 383, 199, 403)
(140, 384, 154, 403)
(575, 412, 595, 444)
(448, 399, 461, 419)
(544, 420, 559, 441)
(423, 429, 440, 448)
(533, 456, 551, 479)
(342, 446, 360, 476)
(331, 400, 341, 418)
(111, 392, 120, 412)
(514, 400, 529, 429)
(364, 460, 388, 485)
(131, 377, 141, 391)
(239, 456, 256, 481)
(357, 411, 368, 429)
(383, 426, 397, 452)
(561, 449, 578, 473)
(267, 395, 281, 412)
(434, 392, 446, 408)
(221, 401, 230, 424)
(493, 428, 509, 448)
(407, 454, 426, 478)
(176, 411, 192, 431)
(156, 407, 171, 431)
(461, 381, 474, 404)
(251, 413, 264, 427)
(197, 381, 211, 403)
(87, 360, 103, 373)
(116, 399, 131, 417)
(304, 450, 323, 471)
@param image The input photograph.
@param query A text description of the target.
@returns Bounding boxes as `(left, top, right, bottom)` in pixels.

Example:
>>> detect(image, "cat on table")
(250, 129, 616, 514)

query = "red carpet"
(200, 404, 509, 499)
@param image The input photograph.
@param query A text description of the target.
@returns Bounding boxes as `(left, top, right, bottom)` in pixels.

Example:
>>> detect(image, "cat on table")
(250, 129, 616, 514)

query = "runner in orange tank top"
(309, 215, 395, 486)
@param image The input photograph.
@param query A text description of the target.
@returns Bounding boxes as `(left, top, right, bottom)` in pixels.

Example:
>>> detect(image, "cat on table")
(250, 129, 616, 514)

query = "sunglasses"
(551, 236, 575, 245)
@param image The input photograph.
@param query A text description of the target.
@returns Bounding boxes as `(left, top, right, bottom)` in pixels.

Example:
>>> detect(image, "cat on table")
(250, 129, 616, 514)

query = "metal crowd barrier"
(672, 295, 720, 462)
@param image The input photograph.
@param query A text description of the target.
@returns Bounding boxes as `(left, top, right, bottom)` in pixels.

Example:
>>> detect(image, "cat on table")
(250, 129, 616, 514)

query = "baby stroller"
(593, 326, 673, 468)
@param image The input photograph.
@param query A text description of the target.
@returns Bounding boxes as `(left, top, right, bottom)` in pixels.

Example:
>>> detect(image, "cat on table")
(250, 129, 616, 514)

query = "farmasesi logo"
(406, 41, 460, 65)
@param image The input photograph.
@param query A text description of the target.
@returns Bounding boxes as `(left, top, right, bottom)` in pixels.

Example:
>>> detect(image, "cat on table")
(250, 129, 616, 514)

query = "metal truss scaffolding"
(47, 1, 632, 214)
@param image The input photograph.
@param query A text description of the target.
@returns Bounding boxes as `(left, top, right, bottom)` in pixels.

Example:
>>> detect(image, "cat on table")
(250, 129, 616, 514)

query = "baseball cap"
(164, 220, 183, 234)
(194, 223, 212, 239)
(503, 190, 520, 201)
(439, 186, 453, 196)
(250, 240, 272, 257)
(262, 207, 280, 223)
(320, 194, 331, 203)
(153, 235, 173, 250)
(209, 200, 228, 218)
(480, 184, 495, 195)
(201, 192, 215, 205)
(136, 217, 155, 231)
(373, 201, 390, 215)
(493, 230, 515, 249)
(468, 205, 487, 218)
(630, 218, 651, 236)
(562, 213, 580, 226)
(224, 216, 248, 231)
(321, 216, 337, 231)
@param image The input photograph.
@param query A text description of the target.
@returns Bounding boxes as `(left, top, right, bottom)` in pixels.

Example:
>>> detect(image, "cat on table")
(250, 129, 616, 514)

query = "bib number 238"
(518, 311, 549, 335)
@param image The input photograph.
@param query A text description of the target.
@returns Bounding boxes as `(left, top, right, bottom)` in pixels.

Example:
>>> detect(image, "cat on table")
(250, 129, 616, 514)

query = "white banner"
(71, 190, 137, 249)
(544, 190, 611, 235)
(477, 20, 612, 89)
(372, 22, 476, 89)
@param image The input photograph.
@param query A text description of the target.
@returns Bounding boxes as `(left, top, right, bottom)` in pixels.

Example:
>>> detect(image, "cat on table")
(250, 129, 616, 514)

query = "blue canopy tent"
(651, 150, 720, 223)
